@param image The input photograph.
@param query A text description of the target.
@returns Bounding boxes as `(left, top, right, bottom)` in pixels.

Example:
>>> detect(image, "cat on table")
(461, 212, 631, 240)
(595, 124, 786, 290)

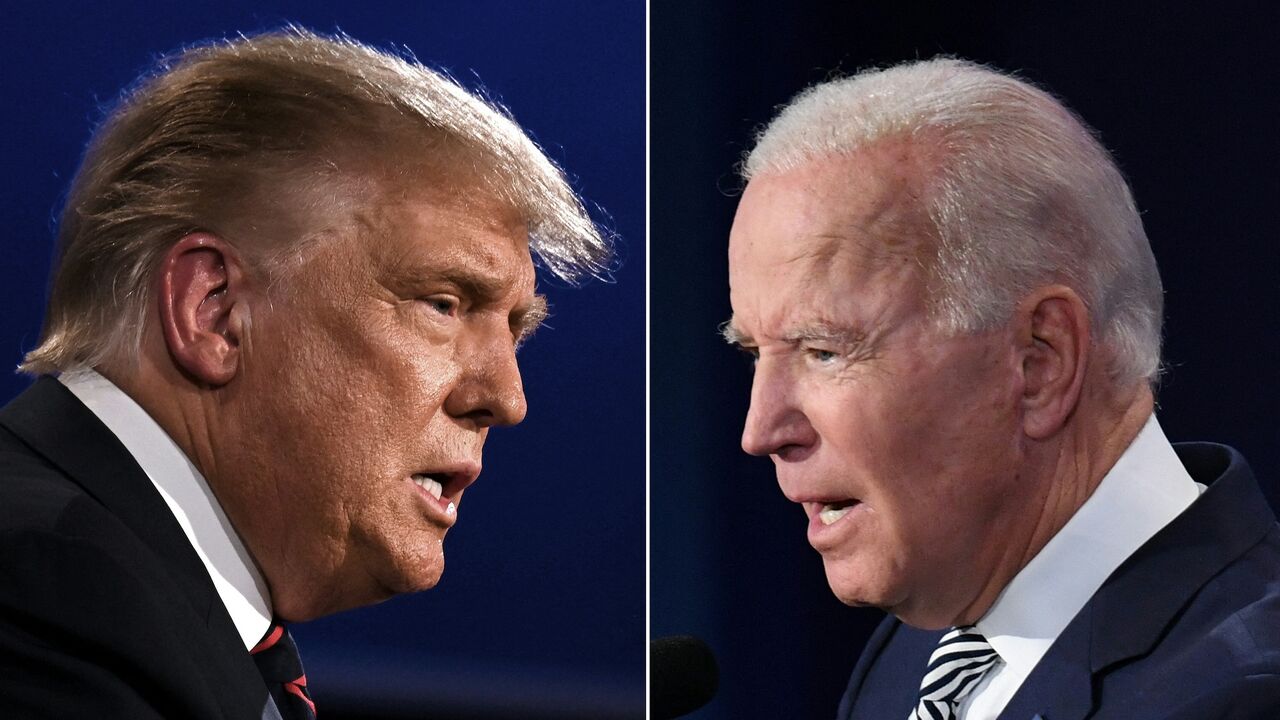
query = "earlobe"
(157, 233, 248, 386)
(1019, 286, 1090, 440)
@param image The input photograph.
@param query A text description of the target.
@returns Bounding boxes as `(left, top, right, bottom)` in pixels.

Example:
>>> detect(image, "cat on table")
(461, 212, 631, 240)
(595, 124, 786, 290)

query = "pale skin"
(726, 141, 1152, 629)
(101, 166, 543, 622)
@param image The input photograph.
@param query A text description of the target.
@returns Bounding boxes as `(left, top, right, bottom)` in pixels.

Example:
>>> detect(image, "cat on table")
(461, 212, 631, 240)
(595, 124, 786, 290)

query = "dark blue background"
(651, 3, 1280, 719)
(1, 2, 644, 718)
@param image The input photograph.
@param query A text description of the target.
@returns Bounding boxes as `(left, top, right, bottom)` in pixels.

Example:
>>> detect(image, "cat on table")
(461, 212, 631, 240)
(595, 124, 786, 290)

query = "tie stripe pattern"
(251, 622, 316, 719)
(909, 626, 999, 720)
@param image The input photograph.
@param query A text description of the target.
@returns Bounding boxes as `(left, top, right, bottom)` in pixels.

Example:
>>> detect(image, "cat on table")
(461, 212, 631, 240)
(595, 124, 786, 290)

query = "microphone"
(651, 635, 719, 719)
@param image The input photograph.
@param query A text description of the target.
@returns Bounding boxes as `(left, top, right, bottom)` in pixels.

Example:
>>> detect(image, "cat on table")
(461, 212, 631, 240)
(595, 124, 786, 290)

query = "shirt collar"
(973, 413, 1200, 686)
(59, 369, 273, 651)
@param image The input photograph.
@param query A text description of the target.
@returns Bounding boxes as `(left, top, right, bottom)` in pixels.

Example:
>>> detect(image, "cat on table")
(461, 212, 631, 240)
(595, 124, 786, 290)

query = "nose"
(444, 328, 528, 429)
(741, 357, 815, 458)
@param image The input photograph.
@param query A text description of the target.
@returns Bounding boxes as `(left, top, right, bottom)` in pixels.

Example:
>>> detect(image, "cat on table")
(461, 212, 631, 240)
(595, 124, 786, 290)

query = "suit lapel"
(996, 606, 1094, 720)
(262, 694, 285, 720)
(842, 620, 943, 719)
(997, 443, 1272, 720)
(0, 376, 271, 718)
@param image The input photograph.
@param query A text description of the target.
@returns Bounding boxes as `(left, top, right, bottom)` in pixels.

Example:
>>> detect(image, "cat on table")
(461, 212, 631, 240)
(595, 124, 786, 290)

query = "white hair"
(744, 58, 1163, 383)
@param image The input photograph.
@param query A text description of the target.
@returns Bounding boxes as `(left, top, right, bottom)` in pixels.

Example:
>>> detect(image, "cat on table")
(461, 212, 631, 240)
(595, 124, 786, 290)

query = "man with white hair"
(724, 58, 1280, 719)
(0, 28, 608, 719)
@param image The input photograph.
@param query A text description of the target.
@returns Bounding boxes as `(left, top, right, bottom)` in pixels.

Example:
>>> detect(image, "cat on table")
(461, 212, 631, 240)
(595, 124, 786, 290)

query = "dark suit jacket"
(839, 443, 1280, 720)
(0, 377, 275, 719)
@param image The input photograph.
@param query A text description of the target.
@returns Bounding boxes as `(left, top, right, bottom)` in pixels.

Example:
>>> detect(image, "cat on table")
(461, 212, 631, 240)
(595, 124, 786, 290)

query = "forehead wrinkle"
(813, 144, 935, 265)
(805, 198, 923, 274)
(734, 235, 921, 350)
(364, 213, 534, 302)
(783, 217, 922, 298)
(353, 177, 530, 270)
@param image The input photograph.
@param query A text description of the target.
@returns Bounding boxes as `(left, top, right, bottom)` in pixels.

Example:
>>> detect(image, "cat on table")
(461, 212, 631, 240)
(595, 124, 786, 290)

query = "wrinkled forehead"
(729, 146, 935, 296)
(266, 163, 536, 306)
(362, 177, 534, 282)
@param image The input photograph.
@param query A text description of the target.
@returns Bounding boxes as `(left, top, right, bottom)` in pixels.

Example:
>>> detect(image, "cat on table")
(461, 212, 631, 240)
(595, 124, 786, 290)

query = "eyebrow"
(719, 316, 867, 347)
(719, 318, 749, 346)
(431, 264, 513, 304)
(780, 322, 868, 347)
(513, 295, 549, 346)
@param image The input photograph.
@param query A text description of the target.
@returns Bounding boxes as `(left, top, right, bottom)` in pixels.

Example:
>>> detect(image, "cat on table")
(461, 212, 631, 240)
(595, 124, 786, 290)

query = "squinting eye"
(808, 348, 838, 363)
(422, 296, 459, 316)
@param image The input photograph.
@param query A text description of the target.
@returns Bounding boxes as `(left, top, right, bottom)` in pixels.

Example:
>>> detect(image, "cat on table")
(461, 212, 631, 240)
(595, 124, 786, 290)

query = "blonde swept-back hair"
(743, 58, 1163, 384)
(20, 26, 611, 376)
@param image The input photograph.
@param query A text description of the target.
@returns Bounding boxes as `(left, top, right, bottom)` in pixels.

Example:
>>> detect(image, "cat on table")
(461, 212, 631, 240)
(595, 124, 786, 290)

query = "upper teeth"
(412, 474, 444, 500)
(819, 505, 853, 525)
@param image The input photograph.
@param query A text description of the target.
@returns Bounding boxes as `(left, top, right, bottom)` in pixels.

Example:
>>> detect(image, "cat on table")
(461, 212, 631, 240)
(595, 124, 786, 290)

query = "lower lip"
(806, 502, 867, 551)
(408, 478, 458, 527)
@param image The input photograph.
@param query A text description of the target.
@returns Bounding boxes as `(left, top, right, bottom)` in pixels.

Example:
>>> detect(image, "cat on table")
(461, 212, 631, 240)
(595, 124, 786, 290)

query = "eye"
(806, 347, 839, 364)
(421, 295, 460, 317)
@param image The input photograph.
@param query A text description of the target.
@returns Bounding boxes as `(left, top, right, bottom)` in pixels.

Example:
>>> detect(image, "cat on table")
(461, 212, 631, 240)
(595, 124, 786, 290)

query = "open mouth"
(818, 499, 860, 526)
(407, 466, 478, 515)
(410, 469, 477, 516)
(411, 473, 448, 501)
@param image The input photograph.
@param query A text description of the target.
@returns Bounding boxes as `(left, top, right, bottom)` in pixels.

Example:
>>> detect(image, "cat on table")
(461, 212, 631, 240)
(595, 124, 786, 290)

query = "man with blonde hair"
(725, 58, 1280, 718)
(0, 27, 608, 719)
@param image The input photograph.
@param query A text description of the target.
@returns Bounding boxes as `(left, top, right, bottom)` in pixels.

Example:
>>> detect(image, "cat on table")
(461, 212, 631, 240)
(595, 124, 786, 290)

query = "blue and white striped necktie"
(909, 626, 1000, 720)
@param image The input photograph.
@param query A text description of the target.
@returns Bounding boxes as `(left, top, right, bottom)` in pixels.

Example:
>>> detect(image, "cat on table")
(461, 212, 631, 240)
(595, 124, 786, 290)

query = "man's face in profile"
(727, 145, 1031, 627)
(214, 172, 542, 620)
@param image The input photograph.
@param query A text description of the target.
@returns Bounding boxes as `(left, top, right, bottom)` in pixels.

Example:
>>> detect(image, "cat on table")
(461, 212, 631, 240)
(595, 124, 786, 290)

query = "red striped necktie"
(250, 622, 316, 719)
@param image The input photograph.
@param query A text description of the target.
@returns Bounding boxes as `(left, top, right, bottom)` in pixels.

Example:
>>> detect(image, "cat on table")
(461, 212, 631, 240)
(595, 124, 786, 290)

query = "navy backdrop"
(1, 2, 644, 719)
(651, 3, 1279, 719)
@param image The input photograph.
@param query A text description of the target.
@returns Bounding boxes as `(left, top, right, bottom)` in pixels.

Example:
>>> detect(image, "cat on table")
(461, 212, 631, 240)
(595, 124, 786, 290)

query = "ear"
(157, 233, 250, 386)
(1016, 285, 1091, 439)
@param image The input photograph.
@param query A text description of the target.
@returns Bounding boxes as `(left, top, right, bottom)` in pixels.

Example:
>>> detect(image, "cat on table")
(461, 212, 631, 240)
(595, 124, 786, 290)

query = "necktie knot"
(909, 626, 999, 720)
(251, 621, 316, 719)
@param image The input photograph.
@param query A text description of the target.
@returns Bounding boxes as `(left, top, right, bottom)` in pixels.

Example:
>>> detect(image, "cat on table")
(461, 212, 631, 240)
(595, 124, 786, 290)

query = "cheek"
(401, 350, 457, 412)
(823, 352, 1021, 524)
(240, 320, 403, 483)
(306, 310, 457, 426)
(888, 357, 1023, 533)
(362, 311, 462, 412)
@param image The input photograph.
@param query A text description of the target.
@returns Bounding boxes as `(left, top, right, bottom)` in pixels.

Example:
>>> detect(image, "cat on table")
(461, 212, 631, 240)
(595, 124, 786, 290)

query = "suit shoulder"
(0, 529, 199, 719)
(1190, 527, 1280, 669)
(0, 428, 173, 609)
(1130, 524, 1280, 693)
(0, 430, 85, 532)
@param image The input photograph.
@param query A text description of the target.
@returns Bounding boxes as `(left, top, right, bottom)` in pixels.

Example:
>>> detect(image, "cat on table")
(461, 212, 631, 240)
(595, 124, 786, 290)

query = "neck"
(96, 344, 228, 504)
(951, 380, 1154, 626)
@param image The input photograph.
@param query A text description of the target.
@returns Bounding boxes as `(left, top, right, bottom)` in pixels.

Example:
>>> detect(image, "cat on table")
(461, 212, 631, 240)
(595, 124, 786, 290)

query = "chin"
(379, 539, 447, 595)
(828, 582, 879, 608)
(396, 560, 444, 594)
(823, 557, 902, 610)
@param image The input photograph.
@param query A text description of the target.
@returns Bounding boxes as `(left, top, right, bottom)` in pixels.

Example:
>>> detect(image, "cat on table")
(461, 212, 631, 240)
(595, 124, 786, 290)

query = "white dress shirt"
(957, 414, 1202, 719)
(59, 369, 273, 651)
